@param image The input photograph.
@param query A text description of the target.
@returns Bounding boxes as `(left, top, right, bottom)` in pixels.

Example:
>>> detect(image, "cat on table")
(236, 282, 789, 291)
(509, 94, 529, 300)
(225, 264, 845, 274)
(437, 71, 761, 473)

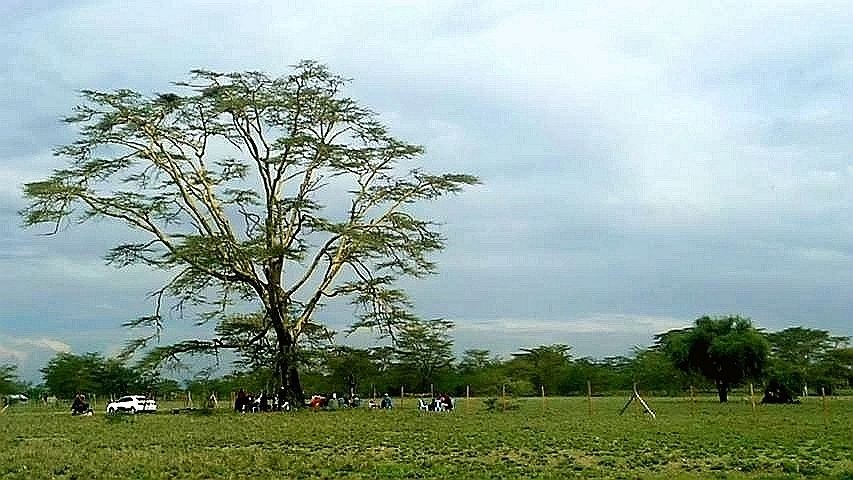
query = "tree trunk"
(716, 380, 729, 403)
(274, 328, 305, 406)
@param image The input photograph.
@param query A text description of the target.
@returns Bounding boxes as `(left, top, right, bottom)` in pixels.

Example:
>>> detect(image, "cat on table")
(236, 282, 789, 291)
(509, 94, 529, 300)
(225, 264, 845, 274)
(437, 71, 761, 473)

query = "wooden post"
(400, 386, 404, 409)
(749, 383, 756, 413)
(541, 385, 546, 412)
(501, 384, 506, 412)
(372, 384, 376, 400)
(465, 385, 470, 411)
(690, 385, 696, 415)
(627, 383, 656, 419)
(587, 381, 593, 416)
(821, 387, 828, 428)
(430, 383, 434, 398)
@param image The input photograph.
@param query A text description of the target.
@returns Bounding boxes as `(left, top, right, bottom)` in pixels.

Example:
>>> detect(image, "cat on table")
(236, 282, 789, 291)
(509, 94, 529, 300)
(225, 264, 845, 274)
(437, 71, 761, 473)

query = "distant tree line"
(37, 353, 180, 400)
(10, 315, 852, 404)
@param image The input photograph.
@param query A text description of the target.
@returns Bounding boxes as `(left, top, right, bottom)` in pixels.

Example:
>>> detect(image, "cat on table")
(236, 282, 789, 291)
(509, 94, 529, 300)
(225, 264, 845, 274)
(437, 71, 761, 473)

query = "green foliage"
(762, 367, 803, 403)
(766, 327, 851, 395)
(482, 396, 520, 412)
(505, 344, 572, 395)
(41, 353, 101, 398)
(322, 346, 380, 395)
(564, 356, 632, 395)
(767, 327, 841, 366)
(0, 364, 24, 395)
(393, 319, 455, 393)
(629, 348, 694, 395)
(821, 347, 853, 389)
(657, 315, 769, 402)
(456, 349, 503, 396)
(40, 352, 165, 399)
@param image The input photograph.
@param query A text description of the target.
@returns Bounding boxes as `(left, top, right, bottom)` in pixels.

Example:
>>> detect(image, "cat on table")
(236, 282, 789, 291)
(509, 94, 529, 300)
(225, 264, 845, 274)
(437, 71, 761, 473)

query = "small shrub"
(483, 397, 520, 412)
(105, 412, 134, 424)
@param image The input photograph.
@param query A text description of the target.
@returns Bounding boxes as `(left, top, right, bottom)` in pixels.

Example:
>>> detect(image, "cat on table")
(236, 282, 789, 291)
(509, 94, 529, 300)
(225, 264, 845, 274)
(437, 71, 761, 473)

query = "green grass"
(1, 396, 851, 479)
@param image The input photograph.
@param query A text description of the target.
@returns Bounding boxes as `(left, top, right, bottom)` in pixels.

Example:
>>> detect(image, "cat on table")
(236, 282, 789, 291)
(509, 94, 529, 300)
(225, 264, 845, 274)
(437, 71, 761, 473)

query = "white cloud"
(458, 314, 689, 336)
(0, 334, 71, 362)
(2, 335, 71, 353)
(0, 345, 25, 361)
(796, 247, 852, 264)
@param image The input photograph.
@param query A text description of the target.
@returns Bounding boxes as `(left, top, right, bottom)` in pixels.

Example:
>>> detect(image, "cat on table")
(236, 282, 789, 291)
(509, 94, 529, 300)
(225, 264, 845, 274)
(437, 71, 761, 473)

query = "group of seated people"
(366, 393, 393, 409)
(308, 392, 363, 410)
(234, 388, 399, 412)
(418, 393, 454, 412)
(71, 393, 93, 416)
(234, 388, 293, 413)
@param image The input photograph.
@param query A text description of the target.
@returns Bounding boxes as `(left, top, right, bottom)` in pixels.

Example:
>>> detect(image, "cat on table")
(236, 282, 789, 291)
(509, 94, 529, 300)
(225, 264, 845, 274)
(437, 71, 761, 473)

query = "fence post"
(749, 383, 756, 413)
(587, 381, 593, 416)
(690, 385, 695, 414)
(541, 385, 546, 412)
(466, 385, 470, 411)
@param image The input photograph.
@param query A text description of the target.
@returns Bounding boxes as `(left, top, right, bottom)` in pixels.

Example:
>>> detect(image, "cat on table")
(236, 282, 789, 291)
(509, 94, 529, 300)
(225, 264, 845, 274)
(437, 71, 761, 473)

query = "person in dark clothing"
(71, 393, 92, 416)
(235, 388, 248, 413)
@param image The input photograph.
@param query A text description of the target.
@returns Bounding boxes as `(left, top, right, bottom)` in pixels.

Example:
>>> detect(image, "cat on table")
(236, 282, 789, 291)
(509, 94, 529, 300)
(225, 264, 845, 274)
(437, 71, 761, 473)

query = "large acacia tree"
(22, 61, 477, 402)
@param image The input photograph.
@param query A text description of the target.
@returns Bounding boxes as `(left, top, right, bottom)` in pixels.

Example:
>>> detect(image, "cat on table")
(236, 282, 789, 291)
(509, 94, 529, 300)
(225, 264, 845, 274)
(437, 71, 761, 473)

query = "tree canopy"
(0, 364, 23, 396)
(40, 352, 163, 399)
(656, 315, 769, 402)
(22, 61, 478, 402)
(507, 344, 572, 395)
(765, 327, 851, 398)
(393, 319, 455, 393)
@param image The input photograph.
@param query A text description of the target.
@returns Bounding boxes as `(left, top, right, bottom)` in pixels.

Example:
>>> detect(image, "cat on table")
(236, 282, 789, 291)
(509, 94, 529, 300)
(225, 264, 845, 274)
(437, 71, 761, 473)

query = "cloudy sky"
(2, 0, 852, 381)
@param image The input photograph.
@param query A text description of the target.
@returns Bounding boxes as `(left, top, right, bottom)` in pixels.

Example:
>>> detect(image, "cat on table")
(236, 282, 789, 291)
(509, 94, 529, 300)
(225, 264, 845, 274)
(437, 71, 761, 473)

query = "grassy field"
(1, 396, 851, 479)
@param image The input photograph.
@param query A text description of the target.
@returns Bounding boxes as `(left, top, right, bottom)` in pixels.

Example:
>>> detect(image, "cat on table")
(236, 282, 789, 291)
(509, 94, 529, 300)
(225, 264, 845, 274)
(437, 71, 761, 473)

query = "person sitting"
(259, 392, 270, 412)
(368, 399, 378, 409)
(417, 398, 429, 411)
(275, 387, 288, 411)
(309, 395, 325, 410)
(206, 392, 218, 409)
(441, 394, 453, 411)
(71, 393, 93, 416)
(380, 393, 393, 409)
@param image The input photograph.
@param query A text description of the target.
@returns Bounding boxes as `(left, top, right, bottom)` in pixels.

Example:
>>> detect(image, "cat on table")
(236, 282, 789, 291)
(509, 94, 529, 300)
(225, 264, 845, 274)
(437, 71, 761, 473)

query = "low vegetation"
(1, 396, 851, 479)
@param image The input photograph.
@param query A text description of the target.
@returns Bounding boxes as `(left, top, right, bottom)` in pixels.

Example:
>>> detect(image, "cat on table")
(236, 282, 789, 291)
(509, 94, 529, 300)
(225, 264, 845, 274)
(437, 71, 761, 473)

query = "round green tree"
(657, 315, 769, 402)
